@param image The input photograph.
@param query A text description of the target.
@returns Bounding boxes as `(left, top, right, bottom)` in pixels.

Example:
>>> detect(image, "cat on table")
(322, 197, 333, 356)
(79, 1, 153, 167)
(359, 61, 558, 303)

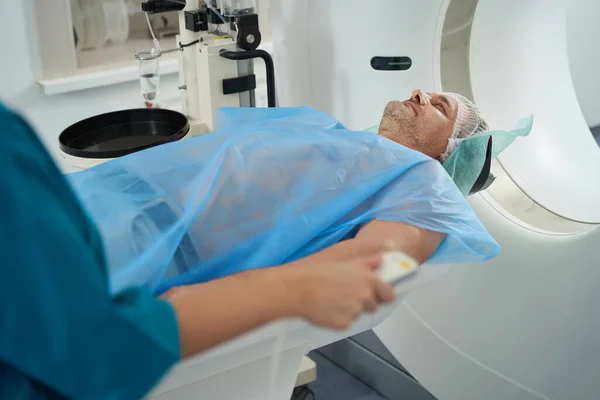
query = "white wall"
(0, 0, 180, 173)
(568, 0, 600, 128)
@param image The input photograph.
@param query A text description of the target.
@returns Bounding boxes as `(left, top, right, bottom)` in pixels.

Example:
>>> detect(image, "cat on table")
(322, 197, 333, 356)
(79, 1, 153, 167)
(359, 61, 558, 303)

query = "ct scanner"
(271, 0, 600, 399)
(57, 0, 600, 399)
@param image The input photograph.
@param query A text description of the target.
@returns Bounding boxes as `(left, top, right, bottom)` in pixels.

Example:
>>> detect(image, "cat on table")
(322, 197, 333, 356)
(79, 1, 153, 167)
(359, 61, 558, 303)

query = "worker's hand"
(284, 255, 396, 331)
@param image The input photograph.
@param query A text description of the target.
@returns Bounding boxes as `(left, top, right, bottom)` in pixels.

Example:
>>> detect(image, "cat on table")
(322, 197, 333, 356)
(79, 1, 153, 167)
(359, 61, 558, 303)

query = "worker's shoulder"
(0, 102, 27, 134)
(0, 104, 55, 175)
(0, 103, 39, 147)
(0, 101, 14, 121)
(0, 102, 24, 122)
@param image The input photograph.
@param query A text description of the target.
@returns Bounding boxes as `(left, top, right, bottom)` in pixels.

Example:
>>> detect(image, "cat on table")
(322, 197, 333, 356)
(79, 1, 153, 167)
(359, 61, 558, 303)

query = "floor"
(591, 125, 600, 141)
(304, 352, 390, 400)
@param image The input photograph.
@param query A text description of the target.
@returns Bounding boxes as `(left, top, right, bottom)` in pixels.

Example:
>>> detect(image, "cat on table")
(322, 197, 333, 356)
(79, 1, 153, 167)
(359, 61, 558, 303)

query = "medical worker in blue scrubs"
(0, 103, 397, 399)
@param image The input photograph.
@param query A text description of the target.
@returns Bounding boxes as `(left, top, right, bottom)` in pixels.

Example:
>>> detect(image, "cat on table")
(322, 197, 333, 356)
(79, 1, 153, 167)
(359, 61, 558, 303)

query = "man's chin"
(383, 100, 403, 115)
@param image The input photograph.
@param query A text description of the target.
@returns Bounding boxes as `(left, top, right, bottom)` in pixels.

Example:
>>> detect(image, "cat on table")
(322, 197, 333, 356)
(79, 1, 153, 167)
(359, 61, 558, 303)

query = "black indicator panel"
(371, 56, 412, 71)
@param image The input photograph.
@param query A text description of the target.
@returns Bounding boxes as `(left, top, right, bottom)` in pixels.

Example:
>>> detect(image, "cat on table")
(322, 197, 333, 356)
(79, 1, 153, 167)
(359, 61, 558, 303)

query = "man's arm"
(298, 220, 446, 265)
(356, 220, 446, 263)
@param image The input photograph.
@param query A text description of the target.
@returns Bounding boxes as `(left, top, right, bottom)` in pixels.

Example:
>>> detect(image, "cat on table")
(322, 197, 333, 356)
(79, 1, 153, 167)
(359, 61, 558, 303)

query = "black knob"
(141, 1, 155, 12)
(238, 28, 261, 51)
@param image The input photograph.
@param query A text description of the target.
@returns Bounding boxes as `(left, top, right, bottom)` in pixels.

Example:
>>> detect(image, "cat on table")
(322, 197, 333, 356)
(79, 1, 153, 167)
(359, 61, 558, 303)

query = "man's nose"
(411, 90, 431, 105)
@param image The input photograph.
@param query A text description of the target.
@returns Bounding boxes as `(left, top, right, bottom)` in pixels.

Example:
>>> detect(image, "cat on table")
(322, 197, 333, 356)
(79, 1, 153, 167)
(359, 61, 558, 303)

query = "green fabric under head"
(365, 125, 380, 134)
(364, 115, 534, 196)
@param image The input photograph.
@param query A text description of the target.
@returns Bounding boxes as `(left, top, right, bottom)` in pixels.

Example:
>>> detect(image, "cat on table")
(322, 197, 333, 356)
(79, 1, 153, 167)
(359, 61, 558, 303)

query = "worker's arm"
(165, 251, 395, 357)
(0, 107, 395, 399)
(162, 267, 295, 357)
(300, 220, 446, 265)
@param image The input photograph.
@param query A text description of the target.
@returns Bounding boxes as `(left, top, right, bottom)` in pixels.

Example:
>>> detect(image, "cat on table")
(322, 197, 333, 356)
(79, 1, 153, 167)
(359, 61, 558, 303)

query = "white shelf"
(38, 40, 273, 96)
(39, 38, 179, 96)
(77, 37, 172, 69)
(38, 59, 179, 96)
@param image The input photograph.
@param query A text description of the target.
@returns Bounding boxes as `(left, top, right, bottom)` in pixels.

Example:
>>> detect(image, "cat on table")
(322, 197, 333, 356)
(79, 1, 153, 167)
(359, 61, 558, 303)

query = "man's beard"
(382, 102, 422, 149)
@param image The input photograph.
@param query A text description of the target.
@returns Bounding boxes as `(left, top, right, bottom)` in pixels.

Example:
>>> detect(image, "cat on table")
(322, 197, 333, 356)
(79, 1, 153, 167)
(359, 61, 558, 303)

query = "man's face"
(378, 90, 459, 160)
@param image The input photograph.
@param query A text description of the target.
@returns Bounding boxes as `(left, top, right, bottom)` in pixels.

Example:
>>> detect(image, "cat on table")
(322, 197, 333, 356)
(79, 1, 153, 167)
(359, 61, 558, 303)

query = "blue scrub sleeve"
(0, 106, 180, 400)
